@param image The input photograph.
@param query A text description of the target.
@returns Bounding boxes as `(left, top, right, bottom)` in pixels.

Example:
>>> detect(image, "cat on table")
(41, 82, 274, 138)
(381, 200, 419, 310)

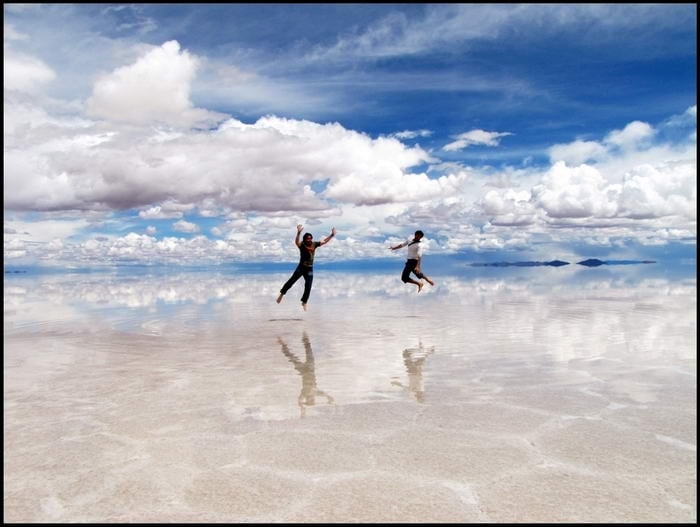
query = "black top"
(299, 241, 321, 267)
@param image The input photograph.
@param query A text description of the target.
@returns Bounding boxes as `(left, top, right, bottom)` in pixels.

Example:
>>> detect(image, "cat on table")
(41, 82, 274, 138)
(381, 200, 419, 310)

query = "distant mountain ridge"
(469, 260, 569, 267)
(470, 259, 656, 268)
(576, 259, 657, 267)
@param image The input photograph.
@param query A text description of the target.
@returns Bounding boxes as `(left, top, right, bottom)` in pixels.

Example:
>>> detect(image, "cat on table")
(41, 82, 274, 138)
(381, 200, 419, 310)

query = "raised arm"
(319, 227, 336, 246)
(390, 240, 408, 251)
(294, 224, 304, 247)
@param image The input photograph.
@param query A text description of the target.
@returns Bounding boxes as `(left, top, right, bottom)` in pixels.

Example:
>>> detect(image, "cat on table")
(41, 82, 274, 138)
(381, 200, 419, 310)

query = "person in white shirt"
(389, 230, 435, 292)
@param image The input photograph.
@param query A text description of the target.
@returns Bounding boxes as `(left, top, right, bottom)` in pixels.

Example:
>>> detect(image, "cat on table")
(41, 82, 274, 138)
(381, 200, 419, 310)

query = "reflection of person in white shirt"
(391, 342, 435, 403)
(389, 230, 435, 292)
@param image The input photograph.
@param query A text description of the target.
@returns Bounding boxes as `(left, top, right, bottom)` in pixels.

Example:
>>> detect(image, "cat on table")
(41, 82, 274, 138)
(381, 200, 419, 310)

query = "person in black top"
(277, 224, 336, 310)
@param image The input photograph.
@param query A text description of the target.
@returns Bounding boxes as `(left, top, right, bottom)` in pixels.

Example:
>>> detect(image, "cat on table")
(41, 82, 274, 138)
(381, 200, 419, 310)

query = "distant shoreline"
(469, 258, 657, 268)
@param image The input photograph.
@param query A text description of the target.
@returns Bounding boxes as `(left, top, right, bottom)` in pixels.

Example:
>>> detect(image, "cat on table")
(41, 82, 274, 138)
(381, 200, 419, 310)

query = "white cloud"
(310, 5, 694, 64)
(5, 95, 696, 264)
(664, 105, 696, 129)
(604, 120, 655, 151)
(532, 162, 619, 219)
(326, 171, 465, 206)
(443, 130, 512, 151)
(172, 219, 200, 234)
(479, 188, 538, 226)
(139, 205, 184, 220)
(3, 218, 89, 244)
(1, 10, 695, 266)
(391, 129, 433, 140)
(617, 161, 696, 220)
(86, 40, 225, 128)
(5, 103, 438, 213)
(3, 52, 56, 93)
(548, 140, 608, 165)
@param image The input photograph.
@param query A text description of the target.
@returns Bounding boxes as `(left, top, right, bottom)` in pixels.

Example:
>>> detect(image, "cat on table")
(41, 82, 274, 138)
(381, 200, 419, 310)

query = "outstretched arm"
(390, 240, 407, 251)
(320, 227, 336, 246)
(294, 224, 304, 247)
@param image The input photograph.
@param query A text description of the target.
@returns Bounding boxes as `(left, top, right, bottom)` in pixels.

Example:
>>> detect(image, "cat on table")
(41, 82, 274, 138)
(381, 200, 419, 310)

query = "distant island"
(470, 260, 570, 267)
(470, 259, 656, 268)
(576, 259, 656, 267)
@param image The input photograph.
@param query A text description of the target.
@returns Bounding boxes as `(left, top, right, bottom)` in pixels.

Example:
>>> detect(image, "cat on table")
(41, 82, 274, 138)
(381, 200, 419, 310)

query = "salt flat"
(4, 268, 696, 522)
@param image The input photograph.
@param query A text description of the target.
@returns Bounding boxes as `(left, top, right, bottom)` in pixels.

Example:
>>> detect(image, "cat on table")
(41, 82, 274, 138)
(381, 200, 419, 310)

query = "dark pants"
(281, 265, 314, 303)
(401, 259, 424, 282)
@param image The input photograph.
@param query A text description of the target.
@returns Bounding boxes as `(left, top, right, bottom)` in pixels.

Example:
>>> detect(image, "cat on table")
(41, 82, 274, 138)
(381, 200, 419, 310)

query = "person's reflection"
(278, 332, 334, 418)
(391, 341, 435, 403)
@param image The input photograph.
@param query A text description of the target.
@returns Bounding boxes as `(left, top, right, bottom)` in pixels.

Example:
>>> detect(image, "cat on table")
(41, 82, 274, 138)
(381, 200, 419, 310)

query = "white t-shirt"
(401, 239, 423, 259)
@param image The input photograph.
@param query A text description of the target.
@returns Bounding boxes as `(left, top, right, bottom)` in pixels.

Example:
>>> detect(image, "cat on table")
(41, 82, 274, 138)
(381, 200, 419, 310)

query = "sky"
(3, 3, 697, 268)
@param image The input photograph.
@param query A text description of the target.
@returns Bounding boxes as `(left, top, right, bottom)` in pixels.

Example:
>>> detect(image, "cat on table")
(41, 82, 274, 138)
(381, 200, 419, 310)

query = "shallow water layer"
(4, 268, 697, 522)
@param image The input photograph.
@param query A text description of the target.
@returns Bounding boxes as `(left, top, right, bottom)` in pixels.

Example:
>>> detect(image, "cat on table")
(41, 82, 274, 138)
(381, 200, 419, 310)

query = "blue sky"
(3, 4, 697, 267)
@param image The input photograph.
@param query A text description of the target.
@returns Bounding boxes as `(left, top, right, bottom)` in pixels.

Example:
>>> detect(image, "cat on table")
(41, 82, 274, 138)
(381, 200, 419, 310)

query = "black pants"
(281, 265, 314, 303)
(401, 259, 425, 283)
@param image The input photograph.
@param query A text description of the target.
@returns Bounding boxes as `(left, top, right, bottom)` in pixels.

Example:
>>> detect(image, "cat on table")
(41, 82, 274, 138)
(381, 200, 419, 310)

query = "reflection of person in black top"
(277, 224, 336, 310)
(391, 341, 435, 403)
(278, 332, 334, 418)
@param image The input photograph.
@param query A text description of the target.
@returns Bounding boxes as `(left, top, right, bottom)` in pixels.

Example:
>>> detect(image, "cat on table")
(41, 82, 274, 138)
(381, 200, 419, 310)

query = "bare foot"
(417, 282, 424, 293)
(301, 303, 308, 311)
(276, 293, 284, 304)
(425, 277, 435, 286)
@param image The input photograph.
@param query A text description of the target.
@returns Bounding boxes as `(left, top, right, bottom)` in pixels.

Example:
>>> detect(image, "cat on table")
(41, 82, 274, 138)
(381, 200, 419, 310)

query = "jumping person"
(277, 224, 336, 310)
(389, 230, 435, 292)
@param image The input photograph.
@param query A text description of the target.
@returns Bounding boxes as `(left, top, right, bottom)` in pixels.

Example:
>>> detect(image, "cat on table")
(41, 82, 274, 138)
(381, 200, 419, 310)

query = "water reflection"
(278, 332, 335, 418)
(4, 268, 696, 411)
(4, 267, 696, 316)
(391, 341, 435, 403)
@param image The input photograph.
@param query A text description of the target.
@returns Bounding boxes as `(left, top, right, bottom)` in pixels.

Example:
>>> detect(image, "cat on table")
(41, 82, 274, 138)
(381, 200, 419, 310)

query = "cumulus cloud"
(604, 121, 655, 151)
(5, 91, 696, 265)
(5, 94, 440, 214)
(617, 161, 696, 220)
(548, 140, 608, 165)
(139, 205, 185, 220)
(323, 148, 462, 205)
(2, 24, 695, 266)
(530, 158, 696, 226)
(532, 162, 619, 219)
(478, 188, 539, 226)
(172, 219, 200, 234)
(443, 130, 512, 151)
(86, 41, 225, 128)
(549, 120, 664, 165)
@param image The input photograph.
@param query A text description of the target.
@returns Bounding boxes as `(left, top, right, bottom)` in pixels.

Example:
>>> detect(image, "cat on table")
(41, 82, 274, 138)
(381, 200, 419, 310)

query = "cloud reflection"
(3, 269, 696, 427)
